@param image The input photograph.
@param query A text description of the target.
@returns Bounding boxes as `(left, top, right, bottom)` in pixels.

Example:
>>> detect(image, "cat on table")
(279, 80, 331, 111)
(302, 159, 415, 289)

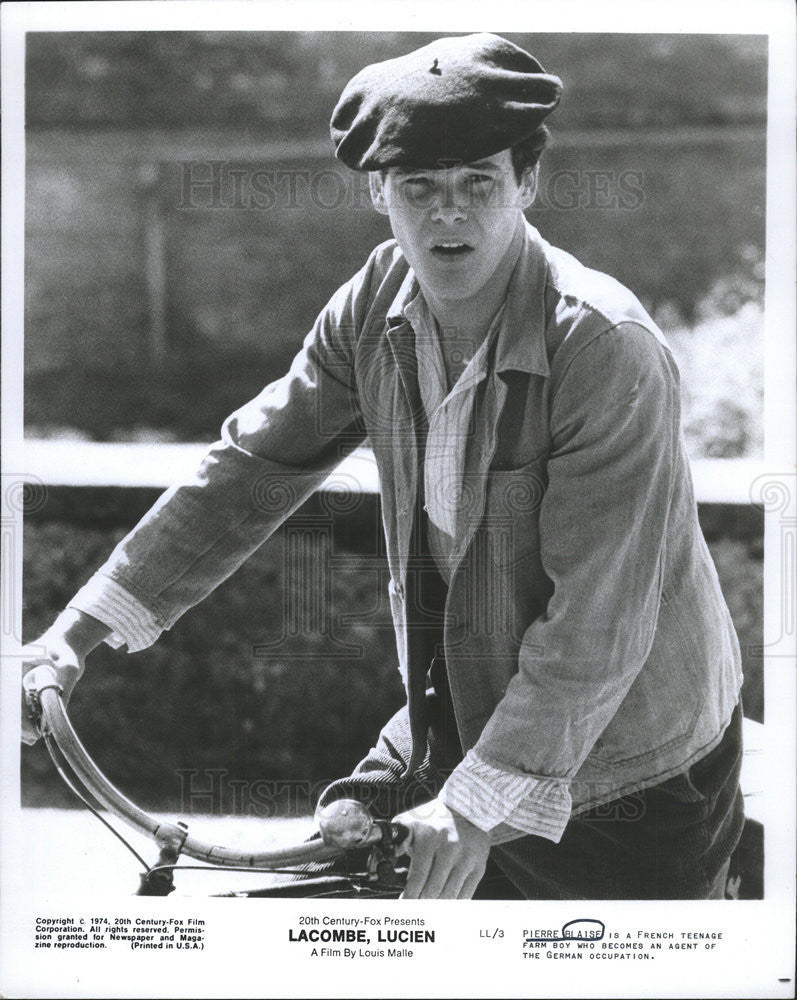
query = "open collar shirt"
(404, 289, 567, 842)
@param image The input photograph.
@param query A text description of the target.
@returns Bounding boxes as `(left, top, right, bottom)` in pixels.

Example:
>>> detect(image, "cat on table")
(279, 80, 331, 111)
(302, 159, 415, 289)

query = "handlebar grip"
(23, 663, 62, 697)
(23, 664, 63, 736)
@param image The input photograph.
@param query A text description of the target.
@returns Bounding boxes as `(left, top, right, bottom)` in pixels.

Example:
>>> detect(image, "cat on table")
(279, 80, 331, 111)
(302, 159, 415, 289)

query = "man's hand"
(20, 610, 111, 745)
(20, 638, 84, 745)
(394, 800, 491, 899)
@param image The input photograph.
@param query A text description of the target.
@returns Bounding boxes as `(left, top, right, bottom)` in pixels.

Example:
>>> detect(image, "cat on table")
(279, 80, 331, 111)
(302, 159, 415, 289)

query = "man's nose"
(430, 180, 467, 223)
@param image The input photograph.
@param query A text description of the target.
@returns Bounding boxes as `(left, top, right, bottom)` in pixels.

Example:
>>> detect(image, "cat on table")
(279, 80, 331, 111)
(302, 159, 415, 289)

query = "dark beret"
(330, 33, 562, 171)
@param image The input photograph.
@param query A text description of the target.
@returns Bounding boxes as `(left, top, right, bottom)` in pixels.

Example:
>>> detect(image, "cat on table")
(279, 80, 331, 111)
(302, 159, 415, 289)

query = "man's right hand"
(20, 609, 111, 745)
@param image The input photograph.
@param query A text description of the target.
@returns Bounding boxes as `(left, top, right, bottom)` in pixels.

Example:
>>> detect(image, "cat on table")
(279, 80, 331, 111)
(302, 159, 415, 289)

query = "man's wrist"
(47, 608, 112, 658)
(446, 803, 483, 832)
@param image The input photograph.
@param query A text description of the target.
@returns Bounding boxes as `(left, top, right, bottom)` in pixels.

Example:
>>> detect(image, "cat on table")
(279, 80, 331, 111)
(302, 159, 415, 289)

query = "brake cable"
(42, 730, 153, 873)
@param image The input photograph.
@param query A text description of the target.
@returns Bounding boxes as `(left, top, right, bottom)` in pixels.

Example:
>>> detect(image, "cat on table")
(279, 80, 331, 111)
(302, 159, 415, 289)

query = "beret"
(330, 33, 562, 171)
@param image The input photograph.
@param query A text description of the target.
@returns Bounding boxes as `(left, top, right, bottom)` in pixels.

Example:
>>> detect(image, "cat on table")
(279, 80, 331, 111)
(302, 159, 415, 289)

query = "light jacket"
(71, 221, 742, 831)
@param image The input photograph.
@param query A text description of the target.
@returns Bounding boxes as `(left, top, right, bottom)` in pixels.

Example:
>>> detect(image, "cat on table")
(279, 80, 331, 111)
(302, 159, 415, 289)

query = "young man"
(21, 34, 744, 900)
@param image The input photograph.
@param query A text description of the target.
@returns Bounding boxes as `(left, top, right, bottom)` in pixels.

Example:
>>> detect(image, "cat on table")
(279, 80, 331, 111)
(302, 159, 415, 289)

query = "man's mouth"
(430, 241, 474, 257)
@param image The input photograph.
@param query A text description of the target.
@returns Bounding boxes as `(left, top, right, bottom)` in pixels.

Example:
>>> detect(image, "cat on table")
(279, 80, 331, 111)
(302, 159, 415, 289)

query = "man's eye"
(400, 177, 436, 205)
(468, 174, 493, 186)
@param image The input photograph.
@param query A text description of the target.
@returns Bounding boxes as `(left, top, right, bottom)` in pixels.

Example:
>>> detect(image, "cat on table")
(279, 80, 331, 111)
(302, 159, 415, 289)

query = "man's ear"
(369, 172, 390, 215)
(518, 163, 539, 210)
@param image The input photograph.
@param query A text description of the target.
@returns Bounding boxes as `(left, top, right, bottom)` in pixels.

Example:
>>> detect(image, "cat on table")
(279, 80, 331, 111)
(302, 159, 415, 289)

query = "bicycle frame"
(23, 664, 408, 897)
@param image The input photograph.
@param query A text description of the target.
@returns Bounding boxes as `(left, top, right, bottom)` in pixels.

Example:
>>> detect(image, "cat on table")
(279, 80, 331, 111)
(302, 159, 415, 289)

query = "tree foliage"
(26, 32, 767, 131)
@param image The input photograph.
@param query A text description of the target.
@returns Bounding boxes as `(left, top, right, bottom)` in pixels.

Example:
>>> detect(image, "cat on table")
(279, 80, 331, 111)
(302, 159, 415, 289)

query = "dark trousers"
(316, 681, 745, 900)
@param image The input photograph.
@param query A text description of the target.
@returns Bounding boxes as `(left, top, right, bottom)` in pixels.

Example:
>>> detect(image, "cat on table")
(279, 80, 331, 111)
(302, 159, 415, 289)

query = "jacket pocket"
(483, 455, 547, 570)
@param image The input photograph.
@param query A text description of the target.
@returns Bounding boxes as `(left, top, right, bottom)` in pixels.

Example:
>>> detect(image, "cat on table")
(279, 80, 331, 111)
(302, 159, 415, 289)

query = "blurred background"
(23, 32, 766, 817)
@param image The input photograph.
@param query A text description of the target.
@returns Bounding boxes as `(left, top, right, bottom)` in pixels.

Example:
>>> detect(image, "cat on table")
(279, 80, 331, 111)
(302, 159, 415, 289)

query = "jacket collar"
(384, 219, 550, 378)
(386, 267, 419, 329)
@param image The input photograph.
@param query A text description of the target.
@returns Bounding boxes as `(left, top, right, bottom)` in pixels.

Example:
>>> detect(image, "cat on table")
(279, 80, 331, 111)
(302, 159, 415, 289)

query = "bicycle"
(23, 664, 410, 899)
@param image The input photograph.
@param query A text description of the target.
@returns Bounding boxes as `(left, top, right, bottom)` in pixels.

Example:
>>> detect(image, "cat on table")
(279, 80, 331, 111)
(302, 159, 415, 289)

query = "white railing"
(20, 440, 767, 503)
(20, 440, 382, 492)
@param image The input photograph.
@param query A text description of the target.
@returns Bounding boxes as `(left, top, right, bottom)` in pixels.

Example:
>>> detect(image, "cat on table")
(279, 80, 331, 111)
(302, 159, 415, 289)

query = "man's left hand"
(394, 801, 491, 899)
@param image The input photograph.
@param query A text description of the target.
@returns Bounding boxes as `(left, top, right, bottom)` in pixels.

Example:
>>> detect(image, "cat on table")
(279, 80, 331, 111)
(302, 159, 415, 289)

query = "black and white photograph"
(1, 2, 794, 998)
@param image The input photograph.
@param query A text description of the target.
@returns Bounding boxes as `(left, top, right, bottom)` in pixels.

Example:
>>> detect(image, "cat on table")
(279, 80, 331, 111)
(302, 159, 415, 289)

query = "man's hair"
(510, 125, 551, 182)
(375, 124, 551, 183)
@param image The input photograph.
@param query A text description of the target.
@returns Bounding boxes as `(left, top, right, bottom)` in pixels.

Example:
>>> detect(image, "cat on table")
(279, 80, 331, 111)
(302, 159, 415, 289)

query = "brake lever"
(23, 665, 62, 736)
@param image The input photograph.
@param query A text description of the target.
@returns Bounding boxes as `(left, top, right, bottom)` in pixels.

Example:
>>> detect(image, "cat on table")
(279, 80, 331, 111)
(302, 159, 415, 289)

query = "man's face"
(369, 149, 536, 305)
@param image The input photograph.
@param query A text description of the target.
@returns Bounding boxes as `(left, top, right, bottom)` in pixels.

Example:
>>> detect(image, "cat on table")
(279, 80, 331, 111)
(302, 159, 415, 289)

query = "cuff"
(68, 575, 162, 653)
(438, 749, 572, 844)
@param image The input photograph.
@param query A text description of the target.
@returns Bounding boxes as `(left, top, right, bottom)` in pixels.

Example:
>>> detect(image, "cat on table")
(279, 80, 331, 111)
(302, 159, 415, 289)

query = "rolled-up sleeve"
(68, 575, 161, 652)
(439, 748, 571, 843)
(460, 322, 681, 839)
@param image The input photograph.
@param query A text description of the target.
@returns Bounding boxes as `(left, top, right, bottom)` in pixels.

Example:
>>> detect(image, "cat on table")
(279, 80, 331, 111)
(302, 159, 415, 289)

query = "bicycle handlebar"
(24, 664, 409, 870)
